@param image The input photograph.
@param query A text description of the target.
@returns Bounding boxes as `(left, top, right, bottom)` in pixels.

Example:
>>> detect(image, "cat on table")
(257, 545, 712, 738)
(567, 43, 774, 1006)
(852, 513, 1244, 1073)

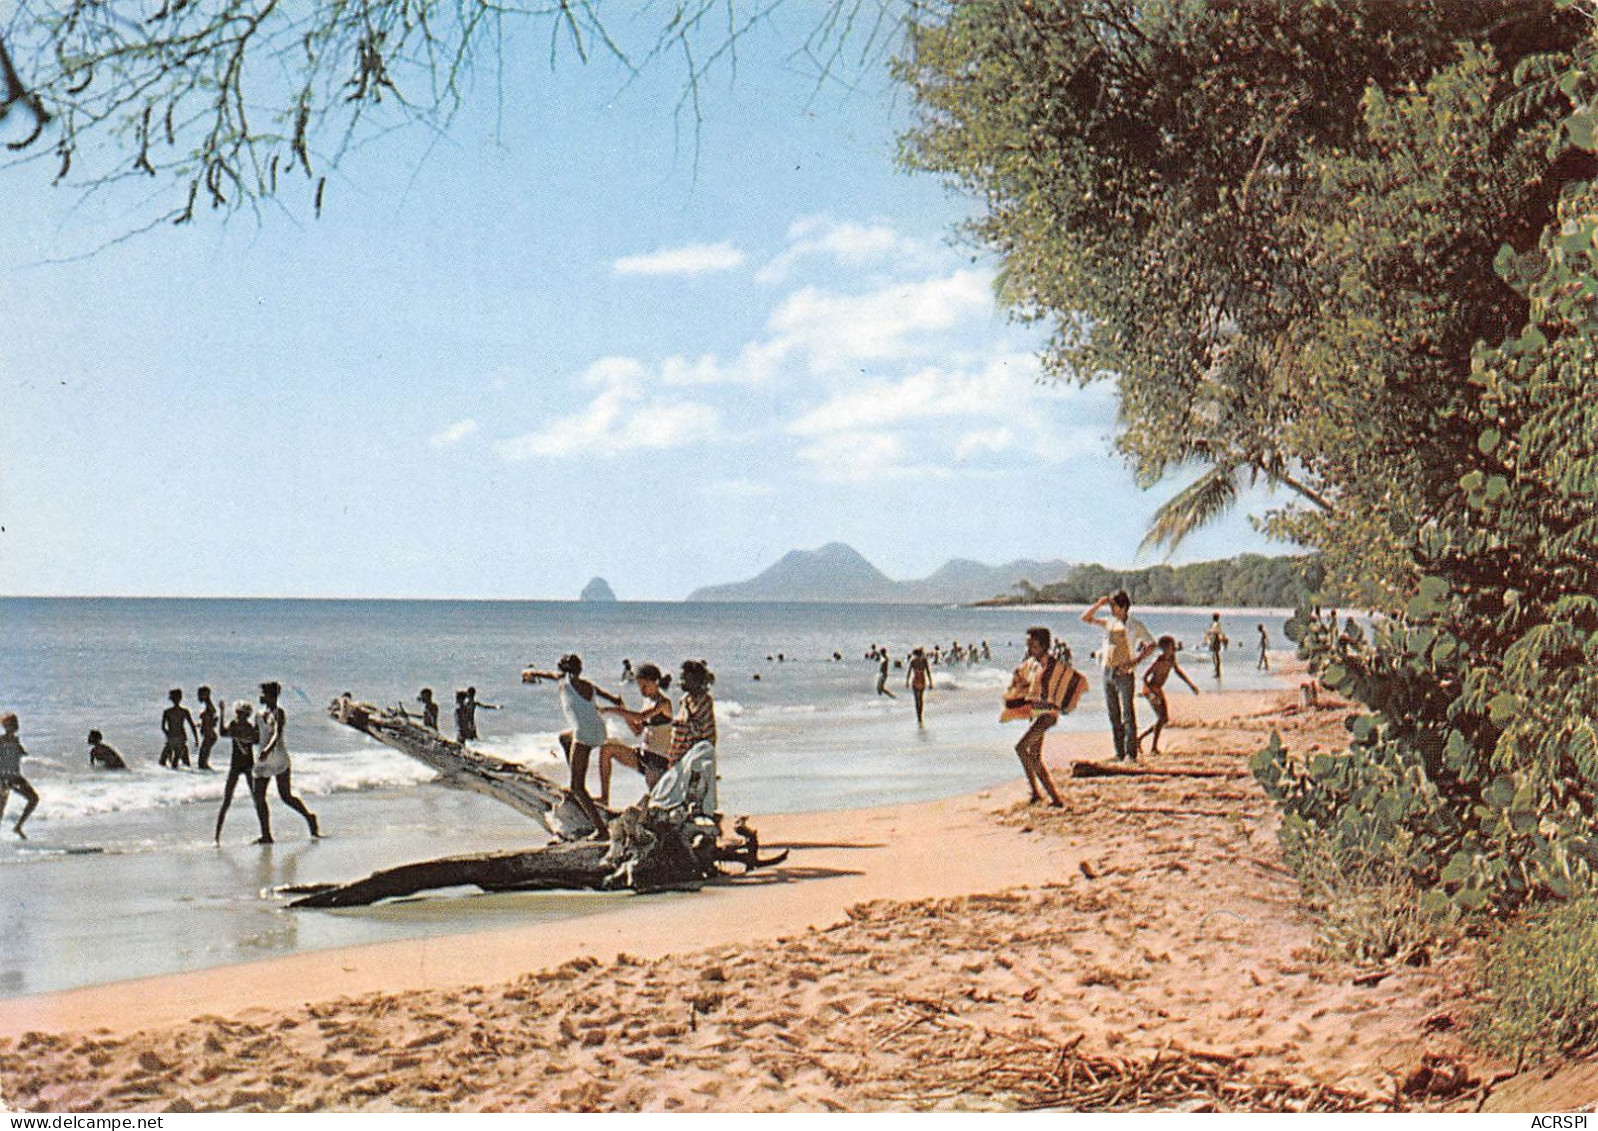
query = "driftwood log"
(289, 698, 786, 908)
(1070, 760, 1246, 780)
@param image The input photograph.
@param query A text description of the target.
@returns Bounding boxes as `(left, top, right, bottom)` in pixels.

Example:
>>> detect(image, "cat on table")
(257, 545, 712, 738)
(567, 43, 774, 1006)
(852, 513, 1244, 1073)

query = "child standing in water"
(906, 648, 933, 726)
(195, 686, 220, 770)
(215, 701, 265, 842)
(1139, 636, 1199, 757)
(415, 688, 439, 731)
(0, 713, 39, 838)
(522, 654, 623, 838)
(160, 688, 197, 769)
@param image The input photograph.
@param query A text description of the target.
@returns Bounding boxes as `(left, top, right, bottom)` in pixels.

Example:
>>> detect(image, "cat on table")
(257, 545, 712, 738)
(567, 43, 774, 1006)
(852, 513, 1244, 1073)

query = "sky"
(0, 8, 1286, 600)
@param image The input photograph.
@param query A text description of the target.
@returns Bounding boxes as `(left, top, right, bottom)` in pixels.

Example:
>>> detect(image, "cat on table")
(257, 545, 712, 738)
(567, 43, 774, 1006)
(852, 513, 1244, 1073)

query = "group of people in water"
(863, 640, 996, 726)
(2, 606, 1288, 844)
(409, 686, 499, 744)
(0, 683, 321, 844)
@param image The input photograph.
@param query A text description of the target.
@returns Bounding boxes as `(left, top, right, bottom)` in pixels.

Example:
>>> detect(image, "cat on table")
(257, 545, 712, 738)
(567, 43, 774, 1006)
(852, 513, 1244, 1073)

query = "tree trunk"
(1070, 760, 1246, 780)
(292, 698, 787, 907)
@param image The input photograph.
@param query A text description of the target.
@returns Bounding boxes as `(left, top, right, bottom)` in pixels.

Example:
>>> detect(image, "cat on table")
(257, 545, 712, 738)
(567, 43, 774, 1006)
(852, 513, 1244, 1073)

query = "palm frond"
(1139, 463, 1244, 556)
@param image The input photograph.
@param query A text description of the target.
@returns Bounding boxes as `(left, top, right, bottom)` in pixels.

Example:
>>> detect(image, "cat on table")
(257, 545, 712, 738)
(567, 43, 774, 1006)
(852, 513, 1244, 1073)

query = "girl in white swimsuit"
(521, 654, 624, 838)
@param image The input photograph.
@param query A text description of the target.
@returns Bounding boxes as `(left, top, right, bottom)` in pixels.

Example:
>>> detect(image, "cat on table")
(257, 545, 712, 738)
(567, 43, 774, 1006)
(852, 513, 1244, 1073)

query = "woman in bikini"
(522, 654, 624, 838)
(597, 663, 673, 806)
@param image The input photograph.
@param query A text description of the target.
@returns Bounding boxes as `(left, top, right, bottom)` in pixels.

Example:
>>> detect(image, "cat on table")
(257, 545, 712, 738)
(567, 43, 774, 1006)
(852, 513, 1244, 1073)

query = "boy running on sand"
(0, 713, 40, 838)
(1138, 636, 1199, 757)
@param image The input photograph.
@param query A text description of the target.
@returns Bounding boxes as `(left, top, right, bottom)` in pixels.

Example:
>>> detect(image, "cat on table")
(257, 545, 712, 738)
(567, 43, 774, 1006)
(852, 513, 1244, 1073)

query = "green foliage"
(1257, 178, 1598, 914)
(991, 552, 1320, 608)
(902, 1, 1598, 921)
(896, 2, 1587, 604)
(1475, 895, 1598, 1057)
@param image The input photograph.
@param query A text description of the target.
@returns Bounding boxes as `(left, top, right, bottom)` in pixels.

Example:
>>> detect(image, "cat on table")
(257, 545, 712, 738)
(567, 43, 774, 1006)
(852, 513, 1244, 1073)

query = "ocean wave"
(22, 745, 444, 822)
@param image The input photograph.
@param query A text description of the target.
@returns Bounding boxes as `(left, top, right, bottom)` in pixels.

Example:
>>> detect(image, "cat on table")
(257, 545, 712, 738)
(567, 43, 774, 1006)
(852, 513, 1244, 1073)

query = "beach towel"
(649, 741, 717, 815)
(1001, 657, 1087, 722)
(1045, 665, 1088, 716)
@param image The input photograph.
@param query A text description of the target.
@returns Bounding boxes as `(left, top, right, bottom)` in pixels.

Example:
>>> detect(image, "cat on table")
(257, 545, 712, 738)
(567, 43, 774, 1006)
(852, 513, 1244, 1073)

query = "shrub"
(1256, 179, 1598, 915)
(1474, 895, 1598, 1058)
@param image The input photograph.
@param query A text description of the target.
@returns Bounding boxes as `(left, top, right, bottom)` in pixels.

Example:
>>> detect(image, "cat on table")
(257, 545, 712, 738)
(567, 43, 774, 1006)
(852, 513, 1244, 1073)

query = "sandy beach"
(0, 679, 1534, 1111)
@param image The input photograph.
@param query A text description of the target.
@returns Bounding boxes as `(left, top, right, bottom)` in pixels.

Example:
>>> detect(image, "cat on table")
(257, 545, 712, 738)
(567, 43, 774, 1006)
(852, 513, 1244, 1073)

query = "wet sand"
(0, 680, 1512, 1112)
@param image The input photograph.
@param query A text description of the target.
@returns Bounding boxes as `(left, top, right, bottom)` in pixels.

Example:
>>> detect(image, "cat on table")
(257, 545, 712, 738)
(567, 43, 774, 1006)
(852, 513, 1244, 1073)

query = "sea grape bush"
(1257, 179, 1598, 913)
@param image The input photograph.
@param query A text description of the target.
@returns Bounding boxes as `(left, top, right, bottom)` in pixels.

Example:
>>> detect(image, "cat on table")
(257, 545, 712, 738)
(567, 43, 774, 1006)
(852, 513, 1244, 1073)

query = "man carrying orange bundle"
(1003, 626, 1087, 808)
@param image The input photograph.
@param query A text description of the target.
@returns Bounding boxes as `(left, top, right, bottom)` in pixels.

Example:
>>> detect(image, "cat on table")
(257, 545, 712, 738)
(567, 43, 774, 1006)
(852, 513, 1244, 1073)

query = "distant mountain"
(580, 577, 618, 602)
(685, 544, 1073, 604)
(898, 558, 1075, 605)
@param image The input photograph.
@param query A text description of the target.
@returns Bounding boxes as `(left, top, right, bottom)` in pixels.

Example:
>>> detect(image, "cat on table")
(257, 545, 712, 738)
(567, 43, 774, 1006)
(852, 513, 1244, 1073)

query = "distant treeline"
(984, 554, 1322, 609)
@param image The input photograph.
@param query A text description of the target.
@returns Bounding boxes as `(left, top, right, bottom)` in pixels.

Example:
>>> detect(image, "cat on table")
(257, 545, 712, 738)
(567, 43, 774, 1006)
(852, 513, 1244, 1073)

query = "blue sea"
(0, 598, 1293, 996)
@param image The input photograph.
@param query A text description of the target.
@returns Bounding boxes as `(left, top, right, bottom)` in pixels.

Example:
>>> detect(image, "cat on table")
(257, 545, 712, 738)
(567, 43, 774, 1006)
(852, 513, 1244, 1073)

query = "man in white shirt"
(1081, 590, 1157, 762)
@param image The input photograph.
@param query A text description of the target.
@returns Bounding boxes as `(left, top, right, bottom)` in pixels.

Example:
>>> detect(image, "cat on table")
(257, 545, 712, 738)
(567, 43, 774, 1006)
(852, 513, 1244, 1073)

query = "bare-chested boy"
(1138, 636, 1199, 757)
(160, 688, 198, 769)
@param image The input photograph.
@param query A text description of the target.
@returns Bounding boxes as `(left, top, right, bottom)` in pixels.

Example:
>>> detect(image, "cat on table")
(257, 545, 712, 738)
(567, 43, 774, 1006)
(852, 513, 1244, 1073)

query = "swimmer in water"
(87, 730, 128, 770)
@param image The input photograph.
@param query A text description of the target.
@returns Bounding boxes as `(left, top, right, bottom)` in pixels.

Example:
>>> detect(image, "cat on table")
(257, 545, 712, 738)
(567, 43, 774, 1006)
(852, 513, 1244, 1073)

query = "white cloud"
(954, 428, 1015, 461)
(613, 241, 745, 277)
(767, 269, 995, 372)
(658, 338, 796, 388)
(794, 431, 950, 484)
(428, 419, 478, 447)
(581, 355, 649, 391)
(788, 352, 1049, 436)
(612, 401, 721, 451)
(494, 357, 720, 461)
(756, 216, 937, 284)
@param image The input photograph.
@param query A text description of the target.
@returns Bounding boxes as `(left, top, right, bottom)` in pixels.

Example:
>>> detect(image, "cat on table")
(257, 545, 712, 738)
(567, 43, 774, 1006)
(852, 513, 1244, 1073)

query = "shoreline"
(5, 674, 1534, 1112)
(0, 713, 1139, 1040)
(1, 672, 1305, 1040)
